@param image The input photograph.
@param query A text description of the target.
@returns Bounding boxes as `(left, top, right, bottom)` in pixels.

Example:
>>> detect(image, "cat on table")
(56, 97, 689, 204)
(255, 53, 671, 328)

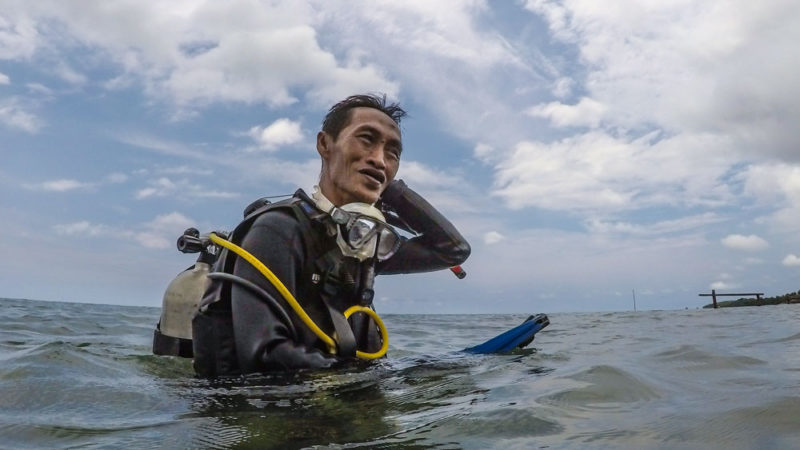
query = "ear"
(316, 131, 331, 161)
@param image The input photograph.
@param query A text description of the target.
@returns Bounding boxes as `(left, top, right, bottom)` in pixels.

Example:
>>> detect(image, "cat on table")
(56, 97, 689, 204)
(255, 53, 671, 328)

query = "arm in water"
(230, 210, 339, 372)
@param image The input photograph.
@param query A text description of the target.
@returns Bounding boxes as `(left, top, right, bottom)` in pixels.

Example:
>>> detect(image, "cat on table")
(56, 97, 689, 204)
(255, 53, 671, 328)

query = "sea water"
(1, 298, 798, 449)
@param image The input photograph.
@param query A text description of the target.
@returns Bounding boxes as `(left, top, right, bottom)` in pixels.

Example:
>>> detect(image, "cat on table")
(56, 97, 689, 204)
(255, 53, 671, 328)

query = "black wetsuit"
(198, 180, 470, 375)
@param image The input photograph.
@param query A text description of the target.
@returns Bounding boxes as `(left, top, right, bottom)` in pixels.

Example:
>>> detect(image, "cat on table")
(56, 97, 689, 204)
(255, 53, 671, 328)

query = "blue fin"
(464, 314, 550, 354)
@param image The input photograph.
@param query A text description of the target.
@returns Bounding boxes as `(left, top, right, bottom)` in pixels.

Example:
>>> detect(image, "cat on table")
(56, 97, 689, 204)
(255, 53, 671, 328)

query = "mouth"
(359, 168, 386, 186)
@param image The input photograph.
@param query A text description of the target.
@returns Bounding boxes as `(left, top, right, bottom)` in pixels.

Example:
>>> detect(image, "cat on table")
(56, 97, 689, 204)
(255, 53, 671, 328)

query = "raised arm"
(377, 180, 471, 275)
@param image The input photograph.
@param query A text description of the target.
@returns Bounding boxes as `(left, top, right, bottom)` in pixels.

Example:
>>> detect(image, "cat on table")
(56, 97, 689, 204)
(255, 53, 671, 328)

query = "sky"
(1, 0, 799, 313)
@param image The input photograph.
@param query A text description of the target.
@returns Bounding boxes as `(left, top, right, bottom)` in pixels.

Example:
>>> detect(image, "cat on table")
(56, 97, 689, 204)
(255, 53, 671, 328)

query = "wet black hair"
(321, 94, 406, 140)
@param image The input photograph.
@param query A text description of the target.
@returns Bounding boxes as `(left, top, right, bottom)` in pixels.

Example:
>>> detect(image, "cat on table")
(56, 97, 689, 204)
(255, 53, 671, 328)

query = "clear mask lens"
(376, 229, 401, 261)
(326, 200, 401, 262)
(341, 215, 401, 261)
(347, 217, 380, 248)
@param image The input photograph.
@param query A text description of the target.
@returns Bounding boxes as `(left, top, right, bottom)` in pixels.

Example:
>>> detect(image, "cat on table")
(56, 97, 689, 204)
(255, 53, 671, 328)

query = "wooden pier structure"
(698, 289, 764, 309)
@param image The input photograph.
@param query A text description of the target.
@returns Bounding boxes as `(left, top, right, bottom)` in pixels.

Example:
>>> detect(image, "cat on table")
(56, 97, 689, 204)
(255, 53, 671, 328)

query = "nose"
(366, 145, 387, 170)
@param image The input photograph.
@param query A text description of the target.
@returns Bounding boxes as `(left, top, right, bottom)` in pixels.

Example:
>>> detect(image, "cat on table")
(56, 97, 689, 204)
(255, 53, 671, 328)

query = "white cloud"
(487, 0, 800, 223)
(105, 172, 128, 184)
(492, 131, 737, 212)
(26, 83, 52, 95)
(248, 118, 303, 151)
(0, 13, 39, 59)
(26, 174, 131, 192)
(157, 165, 213, 176)
(0, 72, 9, 84)
(135, 187, 157, 199)
(742, 163, 800, 204)
(54, 61, 87, 85)
(493, 135, 634, 211)
(323, 1, 521, 70)
(524, 0, 800, 161)
(782, 254, 800, 267)
(115, 132, 207, 159)
(392, 160, 479, 215)
(473, 143, 494, 162)
(586, 213, 724, 236)
(315, 1, 542, 154)
(708, 273, 736, 291)
(552, 77, 572, 98)
(742, 163, 800, 233)
(0, 98, 42, 133)
(710, 281, 735, 290)
(53, 212, 196, 250)
(484, 231, 505, 245)
(26, 178, 92, 192)
(396, 160, 462, 189)
(136, 177, 175, 199)
(135, 176, 238, 200)
(2, 2, 398, 111)
(709, 282, 733, 291)
(526, 97, 606, 128)
(721, 234, 769, 252)
(53, 221, 109, 236)
(135, 212, 195, 249)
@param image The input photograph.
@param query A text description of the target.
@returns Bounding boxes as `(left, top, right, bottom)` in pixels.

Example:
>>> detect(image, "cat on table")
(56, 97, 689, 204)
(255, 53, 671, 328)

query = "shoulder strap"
(214, 192, 357, 358)
(286, 197, 358, 358)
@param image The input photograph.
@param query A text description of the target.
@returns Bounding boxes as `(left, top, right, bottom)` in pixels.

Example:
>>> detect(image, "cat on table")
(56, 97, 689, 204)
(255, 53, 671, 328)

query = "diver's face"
(317, 107, 402, 205)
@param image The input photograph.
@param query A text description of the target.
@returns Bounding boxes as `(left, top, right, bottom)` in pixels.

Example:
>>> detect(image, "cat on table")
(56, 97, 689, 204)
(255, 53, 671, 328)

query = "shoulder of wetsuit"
(200, 192, 318, 305)
(192, 191, 324, 377)
(229, 190, 318, 242)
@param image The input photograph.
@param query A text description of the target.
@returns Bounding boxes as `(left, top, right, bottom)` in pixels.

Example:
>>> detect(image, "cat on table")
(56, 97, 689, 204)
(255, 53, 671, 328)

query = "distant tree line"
(703, 289, 800, 308)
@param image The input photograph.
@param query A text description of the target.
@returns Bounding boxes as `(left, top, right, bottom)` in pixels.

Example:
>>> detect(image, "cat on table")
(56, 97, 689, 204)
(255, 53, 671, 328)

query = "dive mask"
(312, 187, 401, 262)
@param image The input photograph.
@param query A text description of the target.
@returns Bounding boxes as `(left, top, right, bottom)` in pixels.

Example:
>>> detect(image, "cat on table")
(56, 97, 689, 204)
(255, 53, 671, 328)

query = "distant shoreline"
(703, 290, 800, 308)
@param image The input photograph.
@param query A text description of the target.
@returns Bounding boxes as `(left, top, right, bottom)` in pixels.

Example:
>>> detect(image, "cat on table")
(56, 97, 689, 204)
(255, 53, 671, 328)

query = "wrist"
(380, 179, 407, 205)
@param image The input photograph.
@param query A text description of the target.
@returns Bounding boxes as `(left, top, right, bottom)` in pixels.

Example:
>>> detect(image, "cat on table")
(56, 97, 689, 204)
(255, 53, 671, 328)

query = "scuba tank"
(152, 227, 226, 358)
(152, 197, 271, 358)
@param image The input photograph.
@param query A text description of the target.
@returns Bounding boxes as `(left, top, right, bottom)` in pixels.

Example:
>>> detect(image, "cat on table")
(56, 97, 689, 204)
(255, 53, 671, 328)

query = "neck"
(317, 178, 346, 206)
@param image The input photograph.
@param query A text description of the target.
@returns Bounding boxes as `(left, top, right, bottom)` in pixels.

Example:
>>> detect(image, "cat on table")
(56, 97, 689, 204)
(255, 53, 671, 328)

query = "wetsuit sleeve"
(230, 211, 338, 373)
(377, 179, 471, 274)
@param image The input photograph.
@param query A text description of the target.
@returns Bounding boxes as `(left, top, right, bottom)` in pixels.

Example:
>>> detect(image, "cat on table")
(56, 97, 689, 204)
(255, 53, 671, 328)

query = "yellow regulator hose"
(344, 306, 389, 360)
(208, 233, 388, 359)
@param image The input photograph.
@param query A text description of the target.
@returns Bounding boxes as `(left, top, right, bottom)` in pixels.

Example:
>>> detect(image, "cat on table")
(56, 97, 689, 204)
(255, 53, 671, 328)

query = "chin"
(361, 194, 380, 204)
(355, 190, 380, 204)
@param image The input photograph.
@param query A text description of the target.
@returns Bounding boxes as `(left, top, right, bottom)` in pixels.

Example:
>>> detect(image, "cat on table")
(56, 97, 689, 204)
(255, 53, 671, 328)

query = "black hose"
(206, 272, 299, 341)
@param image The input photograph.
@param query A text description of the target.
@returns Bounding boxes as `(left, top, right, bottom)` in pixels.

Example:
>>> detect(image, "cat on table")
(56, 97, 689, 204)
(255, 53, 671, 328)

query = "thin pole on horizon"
(632, 289, 637, 311)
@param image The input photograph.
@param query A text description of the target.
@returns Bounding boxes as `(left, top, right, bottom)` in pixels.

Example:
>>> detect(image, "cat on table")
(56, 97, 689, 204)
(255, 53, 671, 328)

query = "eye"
(386, 147, 401, 161)
(359, 133, 374, 144)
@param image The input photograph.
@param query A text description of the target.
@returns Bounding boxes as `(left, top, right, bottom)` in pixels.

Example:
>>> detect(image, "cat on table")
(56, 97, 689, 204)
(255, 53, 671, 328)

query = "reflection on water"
(1, 298, 799, 449)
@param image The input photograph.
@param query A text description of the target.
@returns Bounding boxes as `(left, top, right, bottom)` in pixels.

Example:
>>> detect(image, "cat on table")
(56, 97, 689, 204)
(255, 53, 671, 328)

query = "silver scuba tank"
(152, 198, 270, 358)
(153, 228, 221, 358)
(161, 262, 209, 337)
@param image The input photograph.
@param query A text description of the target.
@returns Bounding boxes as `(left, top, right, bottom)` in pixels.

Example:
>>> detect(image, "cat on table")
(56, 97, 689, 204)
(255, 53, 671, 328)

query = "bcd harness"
(190, 192, 388, 377)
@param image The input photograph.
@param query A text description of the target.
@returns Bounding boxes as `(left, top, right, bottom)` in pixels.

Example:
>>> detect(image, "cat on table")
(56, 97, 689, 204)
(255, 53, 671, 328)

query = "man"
(192, 94, 470, 376)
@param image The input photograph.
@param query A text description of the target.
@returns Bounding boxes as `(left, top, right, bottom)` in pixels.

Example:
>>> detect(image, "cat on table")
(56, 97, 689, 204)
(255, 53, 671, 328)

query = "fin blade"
(464, 314, 549, 354)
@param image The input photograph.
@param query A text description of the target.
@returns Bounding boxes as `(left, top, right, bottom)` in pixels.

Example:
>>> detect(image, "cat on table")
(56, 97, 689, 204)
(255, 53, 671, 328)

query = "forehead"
(344, 107, 401, 139)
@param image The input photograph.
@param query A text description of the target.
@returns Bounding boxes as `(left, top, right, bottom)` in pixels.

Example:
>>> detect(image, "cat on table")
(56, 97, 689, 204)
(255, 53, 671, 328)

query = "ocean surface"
(1, 298, 798, 449)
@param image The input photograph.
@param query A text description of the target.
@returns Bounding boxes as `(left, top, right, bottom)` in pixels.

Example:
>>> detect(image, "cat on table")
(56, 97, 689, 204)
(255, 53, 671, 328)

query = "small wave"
(653, 344, 766, 370)
(656, 397, 800, 448)
(538, 365, 660, 410)
(740, 331, 800, 347)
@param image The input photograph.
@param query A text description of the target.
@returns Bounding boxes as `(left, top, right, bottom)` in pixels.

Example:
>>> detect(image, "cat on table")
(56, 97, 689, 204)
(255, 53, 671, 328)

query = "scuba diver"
(154, 94, 471, 377)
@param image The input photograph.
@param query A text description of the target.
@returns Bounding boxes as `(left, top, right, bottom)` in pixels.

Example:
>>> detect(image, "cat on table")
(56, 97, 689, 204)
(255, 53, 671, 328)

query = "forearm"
(378, 180, 471, 274)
